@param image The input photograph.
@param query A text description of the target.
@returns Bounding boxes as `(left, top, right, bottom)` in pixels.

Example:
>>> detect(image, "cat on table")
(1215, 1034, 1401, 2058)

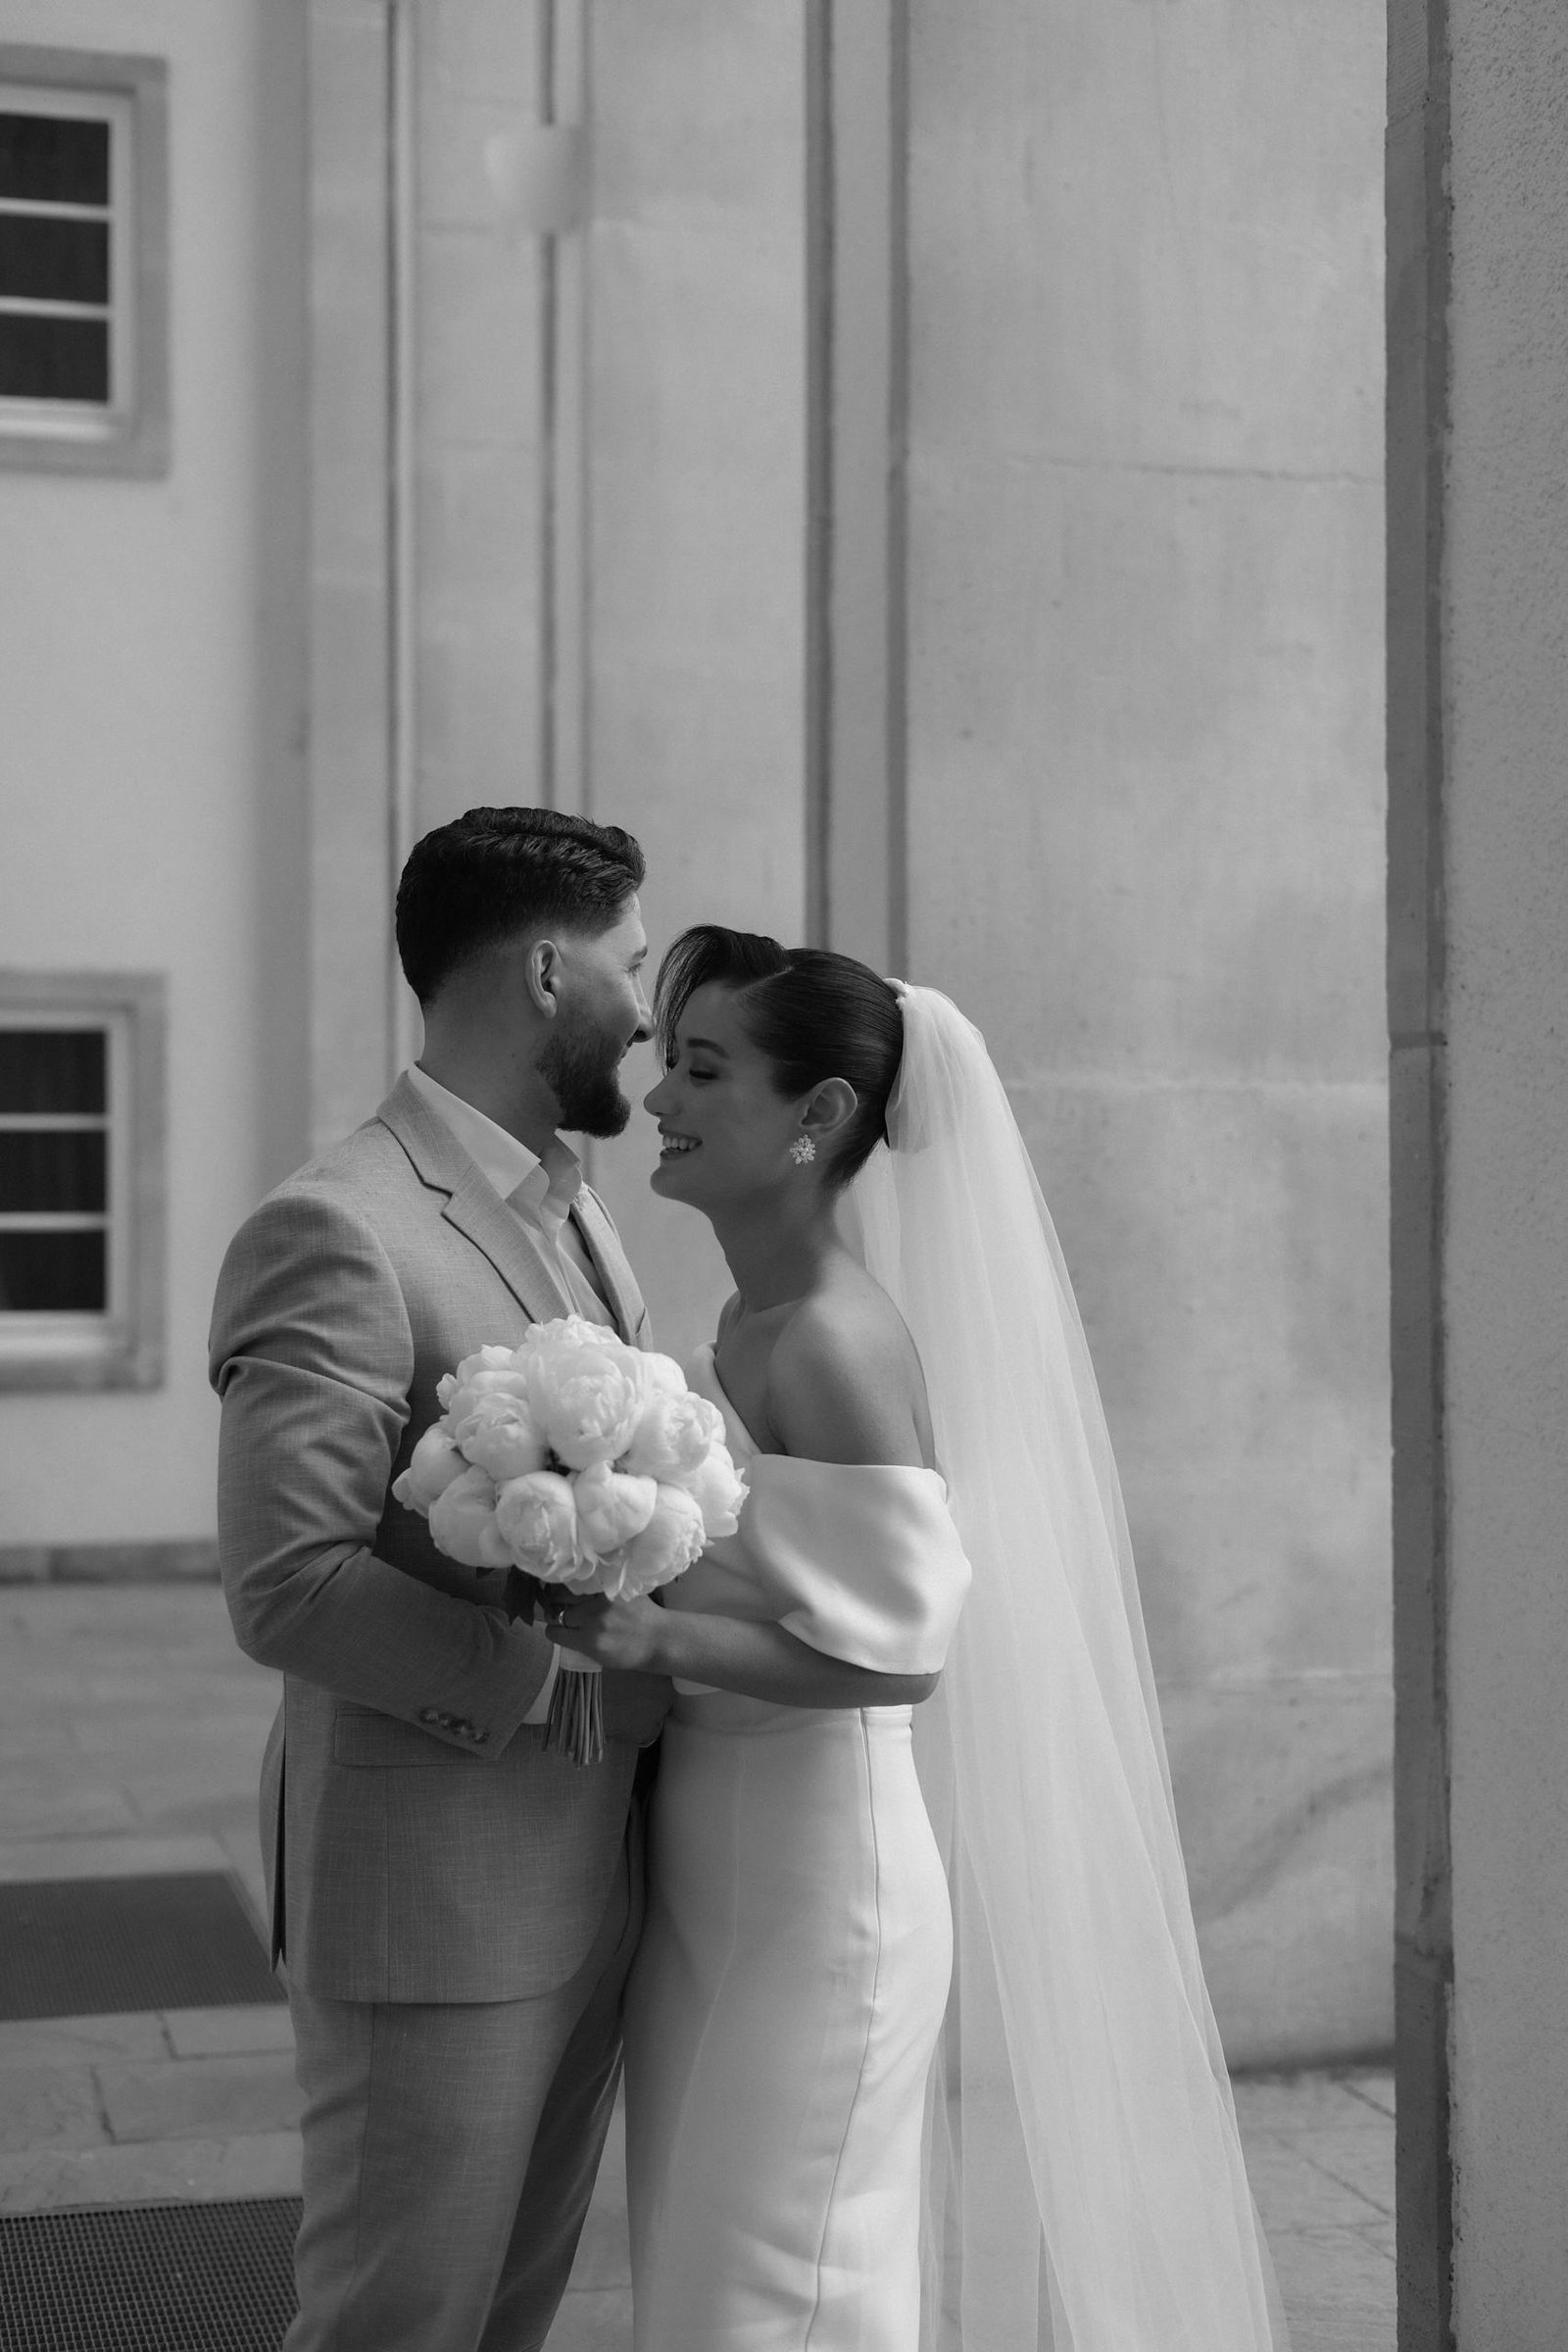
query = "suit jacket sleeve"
(210, 1188, 553, 1757)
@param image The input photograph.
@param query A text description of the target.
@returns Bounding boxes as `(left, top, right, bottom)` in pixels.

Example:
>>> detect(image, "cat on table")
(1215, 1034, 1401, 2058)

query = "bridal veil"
(843, 984, 1288, 2352)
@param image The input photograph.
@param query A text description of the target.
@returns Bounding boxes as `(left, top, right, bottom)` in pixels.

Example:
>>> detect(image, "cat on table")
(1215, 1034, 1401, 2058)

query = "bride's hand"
(545, 1591, 668, 1673)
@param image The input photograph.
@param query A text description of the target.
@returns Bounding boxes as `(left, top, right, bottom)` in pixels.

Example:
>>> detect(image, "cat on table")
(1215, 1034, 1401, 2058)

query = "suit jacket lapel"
(444, 1167, 579, 1326)
(571, 1184, 648, 1346)
(375, 1074, 577, 1327)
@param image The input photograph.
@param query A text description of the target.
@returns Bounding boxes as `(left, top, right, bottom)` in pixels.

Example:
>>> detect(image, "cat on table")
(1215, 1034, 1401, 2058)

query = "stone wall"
(304, 0, 805, 1364)
(0, 0, 307, 1544)
(901, 0, 1390, 2063)
(410, 0, 546, 835)
(584, 0, 809, 1362)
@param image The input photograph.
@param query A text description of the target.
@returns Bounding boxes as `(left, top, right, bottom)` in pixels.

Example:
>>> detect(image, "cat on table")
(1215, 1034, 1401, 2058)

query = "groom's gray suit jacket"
(210, 1074, 658, 2005)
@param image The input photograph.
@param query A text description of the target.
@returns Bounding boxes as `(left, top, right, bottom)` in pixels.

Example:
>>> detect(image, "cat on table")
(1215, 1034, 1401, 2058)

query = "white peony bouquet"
(393, 1316, 747, 1762)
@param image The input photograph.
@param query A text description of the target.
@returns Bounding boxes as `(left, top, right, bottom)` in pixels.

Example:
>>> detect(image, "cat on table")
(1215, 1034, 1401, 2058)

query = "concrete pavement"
(0, 1581, 1395, 2348)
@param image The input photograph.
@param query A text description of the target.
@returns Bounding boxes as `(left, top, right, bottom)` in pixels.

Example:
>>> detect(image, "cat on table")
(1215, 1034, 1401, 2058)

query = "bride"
(549, 926, 1288, 2352)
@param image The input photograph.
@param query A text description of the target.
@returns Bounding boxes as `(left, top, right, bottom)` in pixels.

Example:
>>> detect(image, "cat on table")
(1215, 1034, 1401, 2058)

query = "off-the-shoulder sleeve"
(741, 1456, 971, 1674)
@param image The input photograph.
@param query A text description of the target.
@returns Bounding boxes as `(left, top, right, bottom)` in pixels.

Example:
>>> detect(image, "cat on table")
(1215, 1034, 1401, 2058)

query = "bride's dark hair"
(655, 927, 903, 1192)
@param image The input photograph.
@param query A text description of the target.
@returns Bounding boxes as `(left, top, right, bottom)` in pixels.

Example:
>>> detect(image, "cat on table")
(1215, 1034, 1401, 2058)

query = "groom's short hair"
(396, 806, 646, 1005)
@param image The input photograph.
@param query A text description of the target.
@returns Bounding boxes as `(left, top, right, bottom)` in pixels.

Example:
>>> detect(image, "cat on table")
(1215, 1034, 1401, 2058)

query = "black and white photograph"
(0, 5, 1561, 2349)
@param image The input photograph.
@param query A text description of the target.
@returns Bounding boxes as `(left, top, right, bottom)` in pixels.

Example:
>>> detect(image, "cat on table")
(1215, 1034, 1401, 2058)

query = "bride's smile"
(643, 981, 835, 1210)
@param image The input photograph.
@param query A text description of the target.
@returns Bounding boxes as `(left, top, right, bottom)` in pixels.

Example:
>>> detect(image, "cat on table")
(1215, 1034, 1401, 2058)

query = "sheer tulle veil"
(840, 984, 1289, 2352)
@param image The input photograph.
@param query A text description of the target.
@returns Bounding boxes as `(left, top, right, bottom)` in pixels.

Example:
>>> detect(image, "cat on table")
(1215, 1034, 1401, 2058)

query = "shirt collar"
(405, 1064, 581, 1230)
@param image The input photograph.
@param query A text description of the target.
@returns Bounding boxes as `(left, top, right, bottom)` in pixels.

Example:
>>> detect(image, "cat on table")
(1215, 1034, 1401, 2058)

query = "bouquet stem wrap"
(544, 1653, 603, 1767)
(394, 1318, 748, 1767)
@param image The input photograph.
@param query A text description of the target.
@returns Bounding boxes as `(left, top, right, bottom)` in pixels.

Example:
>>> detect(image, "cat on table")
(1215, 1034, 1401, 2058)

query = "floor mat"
(0, 1874, 282, 2021)
(0, 2196, 300, 2351)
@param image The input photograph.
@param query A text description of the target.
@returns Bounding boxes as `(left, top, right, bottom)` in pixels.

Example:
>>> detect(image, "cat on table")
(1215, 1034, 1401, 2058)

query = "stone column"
(583, 1, 810, 1360)
(886, 0, 1391, 2065)
(1388, 2, 1568, 2343)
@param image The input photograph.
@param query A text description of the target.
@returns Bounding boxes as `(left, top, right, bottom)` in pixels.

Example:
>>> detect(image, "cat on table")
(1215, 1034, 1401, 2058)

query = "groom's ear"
(525, 937, 563, 1018)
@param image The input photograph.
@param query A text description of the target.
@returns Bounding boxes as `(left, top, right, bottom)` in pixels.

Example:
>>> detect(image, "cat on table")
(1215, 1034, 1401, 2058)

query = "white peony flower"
(447, 1366, 534, 1415)
(518, 1314, 621, 1355)
(391, 1425, 469, 1518)
(637, 1350, 688, 1399)
(427, 1464, 509, 1568)
(572, 1462, 659, 1560)
(620, 1386, 726, 1484)
(453, 1391, 551, 1482)
(682, 1439, 749, 1541)
(530, 1344, 647, 1471)
(453, 1344, 524, 1385)
(596, 1482, 708, 1601)
(494, 1469, 583, 1580)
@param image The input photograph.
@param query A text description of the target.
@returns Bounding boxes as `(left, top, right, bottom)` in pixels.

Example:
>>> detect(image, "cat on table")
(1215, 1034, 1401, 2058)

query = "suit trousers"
(281, 1812, 642, 2352)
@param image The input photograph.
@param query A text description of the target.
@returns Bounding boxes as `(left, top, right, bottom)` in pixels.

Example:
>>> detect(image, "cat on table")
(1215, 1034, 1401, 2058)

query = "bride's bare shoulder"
(767, 1273, 931, 1468)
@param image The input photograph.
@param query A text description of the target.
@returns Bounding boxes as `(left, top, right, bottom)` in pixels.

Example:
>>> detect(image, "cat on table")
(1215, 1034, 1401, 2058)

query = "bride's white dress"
(622, 1345, 971, 2352)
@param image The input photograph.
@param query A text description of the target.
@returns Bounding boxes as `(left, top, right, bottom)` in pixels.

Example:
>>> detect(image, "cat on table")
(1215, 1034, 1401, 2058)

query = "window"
(0, 47, 168, 474)
(0, 974, 165, 1390)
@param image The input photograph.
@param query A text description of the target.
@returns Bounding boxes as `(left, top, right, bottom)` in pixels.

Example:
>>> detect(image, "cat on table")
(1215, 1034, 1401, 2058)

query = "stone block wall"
(902, 0, 1390, 2062)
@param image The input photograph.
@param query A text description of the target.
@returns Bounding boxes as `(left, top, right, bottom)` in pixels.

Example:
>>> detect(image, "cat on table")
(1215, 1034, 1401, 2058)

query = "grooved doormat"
(0, 2197, 300, 2351)
(0, 1874, 283, 2021)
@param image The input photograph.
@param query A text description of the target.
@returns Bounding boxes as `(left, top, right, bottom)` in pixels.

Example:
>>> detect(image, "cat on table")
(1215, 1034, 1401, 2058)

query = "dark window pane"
(0, 1131, 106, 1213)
(0, 214, 109, 304)
(0, 1228, 106, 1312)
(0, 311, 109, 402)
(0, 1032, 107, 1114)
(0, 114, 110, 207)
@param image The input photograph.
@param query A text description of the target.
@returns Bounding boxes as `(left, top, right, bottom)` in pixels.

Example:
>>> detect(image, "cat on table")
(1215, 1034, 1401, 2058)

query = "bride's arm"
(549, 1596, 938, 1709)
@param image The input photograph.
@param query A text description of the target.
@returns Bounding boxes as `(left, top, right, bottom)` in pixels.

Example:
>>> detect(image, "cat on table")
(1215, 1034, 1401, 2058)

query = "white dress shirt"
(404, 1064, 611, 1320)
(406, 1062, 620, 1722)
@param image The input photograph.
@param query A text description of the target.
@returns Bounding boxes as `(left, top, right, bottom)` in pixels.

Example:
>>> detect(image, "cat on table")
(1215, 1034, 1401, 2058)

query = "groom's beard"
(537, 1021, 633, 1139)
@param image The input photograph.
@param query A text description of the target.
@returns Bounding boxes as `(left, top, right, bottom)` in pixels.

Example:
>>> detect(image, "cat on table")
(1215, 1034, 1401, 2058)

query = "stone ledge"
(96, 2053, 303, 2145)
(0, 1541, 220, 1586)
(0, 2129, 302, 2213)
(163, 2007, 295, 2060)
(0, 1834, 234, 1886)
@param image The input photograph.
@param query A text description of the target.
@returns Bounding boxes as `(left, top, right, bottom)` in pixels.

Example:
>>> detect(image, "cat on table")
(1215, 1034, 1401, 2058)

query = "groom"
(210, 807, 670, 2351)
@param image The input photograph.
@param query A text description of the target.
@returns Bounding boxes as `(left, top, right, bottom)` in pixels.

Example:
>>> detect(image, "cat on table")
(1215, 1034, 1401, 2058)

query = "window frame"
(0, 971, 166, 1392)
(0, 46, 169, 476)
